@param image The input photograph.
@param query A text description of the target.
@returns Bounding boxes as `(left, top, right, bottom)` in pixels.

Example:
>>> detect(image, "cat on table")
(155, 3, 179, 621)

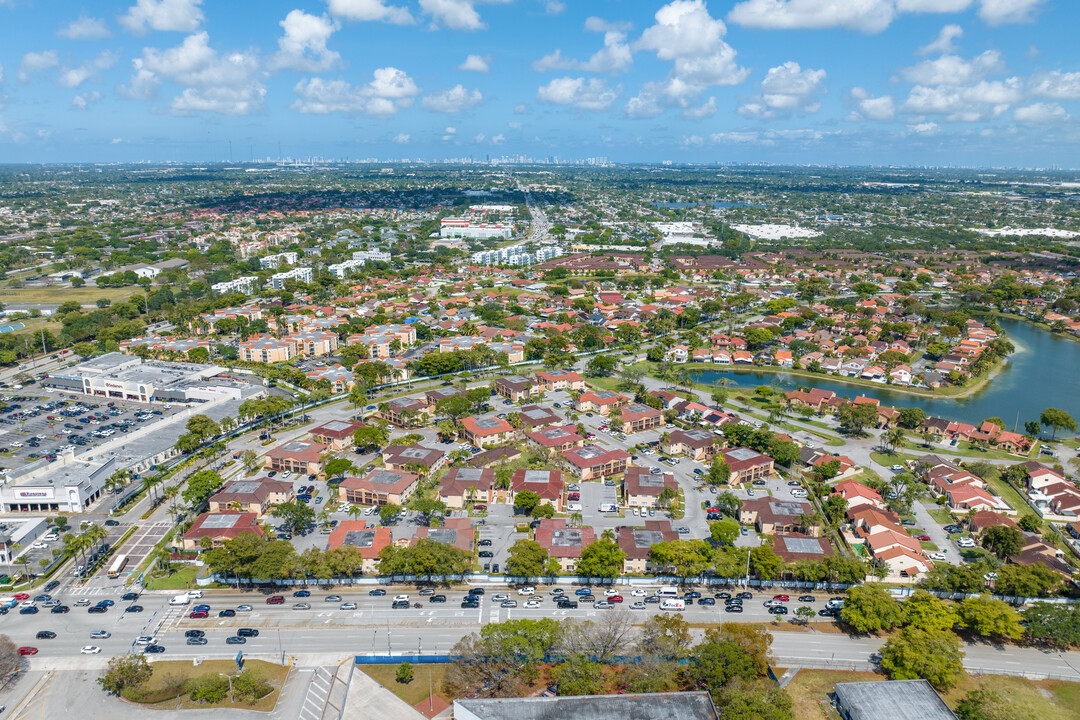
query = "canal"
(691, 317, 1080, 426)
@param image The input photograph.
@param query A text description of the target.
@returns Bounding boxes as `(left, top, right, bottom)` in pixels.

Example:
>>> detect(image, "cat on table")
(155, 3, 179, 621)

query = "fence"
(355, 655, 452, 665)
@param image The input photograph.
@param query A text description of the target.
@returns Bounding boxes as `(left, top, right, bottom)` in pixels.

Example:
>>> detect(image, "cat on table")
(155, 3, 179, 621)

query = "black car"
(478, 551, 494, 558)
(144, 645, 166, 654)
(35, 631, 56, 639)
(714, 592, 731, 599)
(769, 606, 789, 615)
(468, 588, 485, 595)
(698, 597, 716, 606)
(125, 605, 143, 613)
(121, 592, 139, 601)
(105, 519, 120, 526)
(218, 609, 236, 617)
(50, 605, 69, 614)
(369, 588, 387, 596)
(87, 606, 106, 614)
(798, 595, 815, 603)
(557, 600, 579, 609)
(725, 597, 743, 605)
(725, 604, 744, 613)
(819, 608, 841, 617)
(429, 595, 447, 603)
(684, 591, 701, 599)
(478, 539, 493, 546)
(43, 581, 60, 593)
(293, 590, 310, 597)
(461, 600, 480, 608)
(20, 606, 39, 615)
(185, 630, 206, 638)
(736, 592, 753, 600)
(187, 637, 208, 646)
(645, 596, 660, 604)
(391, 600, 410, 609)
(226, 636, 246, 645)
(237, 628, 259, 637)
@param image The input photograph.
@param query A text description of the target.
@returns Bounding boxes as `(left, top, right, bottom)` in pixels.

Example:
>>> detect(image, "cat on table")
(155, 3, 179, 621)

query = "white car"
(491, 594, 509, 602)
(517, 587, 535, 596)
(631, 589, 647, 597)
(90, 630, 111, 639)
(524, 600, 541, 608)
(604, 588, 620, 597)
(630, 601, 646, 610)
(566, 503, 582, 511)
(188, 590, 203, 598)
(81, 646, 101, 654)
(32, 542, 47, 549)
(135, 636, 156, 646)
(890, 464, 904, 471)
(393, 595, 409, 602)
(957, 538, 976, 548)
(929, 552, 947, 561)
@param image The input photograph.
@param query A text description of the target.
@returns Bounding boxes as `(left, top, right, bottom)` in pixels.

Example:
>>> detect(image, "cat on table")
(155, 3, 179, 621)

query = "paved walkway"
(342, 666, 427, 720)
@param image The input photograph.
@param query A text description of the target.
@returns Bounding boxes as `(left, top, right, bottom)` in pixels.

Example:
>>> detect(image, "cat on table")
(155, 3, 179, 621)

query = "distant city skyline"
(0, 0, 1077, 166)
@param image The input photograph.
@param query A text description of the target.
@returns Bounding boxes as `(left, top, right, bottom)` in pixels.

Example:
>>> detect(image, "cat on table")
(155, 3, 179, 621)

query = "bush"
(396, 661, 414, 684)
(233, 669, 274, 702)
(188, 673, 229, 704)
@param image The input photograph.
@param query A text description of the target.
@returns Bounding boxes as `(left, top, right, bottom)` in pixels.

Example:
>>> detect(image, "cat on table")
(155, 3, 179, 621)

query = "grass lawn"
(586, 376, 626, 392)
(129, 659, 289, 711)
(920, 541, 939, 551)
(984, 475, 1031, 515)
(359, 663, 450, 707)
(0, 285, 138, 305)
(927, 507, 955, 525)
(144, 565, 199, 591)
(870, 451, 920, 467)
(785, 669, 1080, 720)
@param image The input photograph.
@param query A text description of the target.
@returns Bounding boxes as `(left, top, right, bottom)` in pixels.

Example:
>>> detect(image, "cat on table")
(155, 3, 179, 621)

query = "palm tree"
(884, 427, 906, 453)
(346, 504, 365, 521)
(569, 511, 583, 528)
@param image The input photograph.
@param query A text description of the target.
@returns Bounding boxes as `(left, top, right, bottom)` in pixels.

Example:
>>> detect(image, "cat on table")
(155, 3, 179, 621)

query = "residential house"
(510, 469, 564, 512)
(381, 444, 446, 476)
(265, 440, 326, 477)
(494, 375, 533, 402)
(617, 521, 679, 574)
(527, 425, 585, 456)
(181, 512, 264, 550)
(739, 496, 821, 536)
(412, 518, 475, 553)
(326, 521, 393, 574)
(833, 479, 886, 511)
(575, 390, 628, 416)
(620, 403, 664, 433)
(534, 519, 596, 573)
(562, 445, 631, 480)
(664, 428, 720, 461)
(381, 397, 429, 427)
(207, 478, 294, 516)
(623, 467, 678, 509)
(516, 405, 562, 430)
(461, 416, 516, 448)
(772, 533, 834, 564)
(309, 420, 364, 451)
(720, 447, 775, 485)
(534, 369, 585, 392)
(437, 467, 497, 509)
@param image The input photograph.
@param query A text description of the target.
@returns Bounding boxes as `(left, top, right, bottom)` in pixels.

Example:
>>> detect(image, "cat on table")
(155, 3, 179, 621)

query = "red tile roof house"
(326, 521, 393, 574)
(517, 404, 563, 430)
(182, 512, 264, 550)
(574, 389, 628, 416)
(265, 440, 327, 477)
(739, 497, 821, 536)
(1023, 462, 1067, 491)
(437, 467, 497, 509)
(494, 375, 533, 402)
(338, 469, 420, 507)
(412, 517, 475, 553)
(534, 519, 596, 573)
(562, 444, 631, 480)
(970, 511, 1020, 535)
(620, 403, 664, 433)
(946, 485, 1007, 513)
(772, 533, 834, 564)
(832, 479, 886, 511)
(510, 469, 564, 511)
(381, 444, 447, 476)
(527, 425, 585, 457)
(784, 388, 837, 412)
(208, 478, 295, 516)
(663, 428, 720, 461)
(623, 467, 678, 509)
(461, 416, 516, 448)
(381, 396, 430, 427)
(618, 520, 682, 574)
(534, 368, 586, 392)
(720, 447, 775, 485)
(309, 419, 365, 451)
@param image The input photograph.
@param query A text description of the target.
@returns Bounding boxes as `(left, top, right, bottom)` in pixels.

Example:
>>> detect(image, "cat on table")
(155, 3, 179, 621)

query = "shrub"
(233, 669, 274, 702)
(396, 662, 414, 684)
(188, 673, 229, 704)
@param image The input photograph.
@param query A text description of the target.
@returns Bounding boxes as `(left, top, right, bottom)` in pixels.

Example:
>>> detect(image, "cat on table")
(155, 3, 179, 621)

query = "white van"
(168, 593, 190, 606)
(657, 585, 679, 598)
(660, 598, 686, 611)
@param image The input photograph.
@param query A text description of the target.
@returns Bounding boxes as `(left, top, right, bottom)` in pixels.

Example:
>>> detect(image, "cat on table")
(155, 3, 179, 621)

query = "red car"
(266, 595, 285, 605)
(608, 595, 623, 603)
(14, 593, 29, 601)
(916, 534, 931, 542)
(568, 493, 580, 501)
(772, 594, 790, 602)
(473, 504, 487, 511)
(18, 647, 37, 655)
(189, 610, 209, 619)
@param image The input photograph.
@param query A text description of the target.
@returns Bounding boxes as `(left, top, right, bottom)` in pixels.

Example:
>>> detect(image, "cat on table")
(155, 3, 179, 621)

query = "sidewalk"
(342, 666, 427, 720)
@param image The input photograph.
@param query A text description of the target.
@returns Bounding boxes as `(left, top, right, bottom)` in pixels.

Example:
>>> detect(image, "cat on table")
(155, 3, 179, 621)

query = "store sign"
(17, 489, 53, 499)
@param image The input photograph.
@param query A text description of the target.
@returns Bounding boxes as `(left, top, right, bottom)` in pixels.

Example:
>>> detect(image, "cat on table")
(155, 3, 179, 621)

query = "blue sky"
(1, 0, 1078, 166)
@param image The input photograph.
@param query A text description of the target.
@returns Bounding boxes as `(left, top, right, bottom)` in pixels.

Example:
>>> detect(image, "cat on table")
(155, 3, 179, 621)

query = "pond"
(691, 317, 1080, 426)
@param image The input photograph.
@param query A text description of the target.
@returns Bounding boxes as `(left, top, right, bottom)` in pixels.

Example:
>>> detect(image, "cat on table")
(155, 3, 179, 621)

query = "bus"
(107, 554, 127, 578)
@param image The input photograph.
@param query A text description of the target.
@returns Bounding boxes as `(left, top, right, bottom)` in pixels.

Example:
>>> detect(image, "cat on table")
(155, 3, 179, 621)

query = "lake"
(691, 317, 1080, 426)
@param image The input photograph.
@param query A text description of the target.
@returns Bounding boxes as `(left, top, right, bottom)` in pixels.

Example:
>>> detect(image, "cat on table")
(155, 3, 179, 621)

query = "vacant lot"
(129, 658, 289, 711)
(359, 663, 450, 707)
(785, 668, 1080, 720)
(0, 286, 138, 306)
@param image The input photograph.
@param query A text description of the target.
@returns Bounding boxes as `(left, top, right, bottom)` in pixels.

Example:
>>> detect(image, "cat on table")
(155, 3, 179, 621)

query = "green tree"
(408, 497, 447, 526)
(980, 525, 1023, 559)
(749, 545, 784, 580)
(956, 686, 1012, 720)
(442, 619, 562, 698)
(710, 518, 740, 545)
(378, 503, 401, 525)
(840, 584, 902, 633)
(1022, 602, 1080, 647)
(324, 458, 357, 481)
(576, 537, 626, 578)
(648, 539, 712, 580)
(687, 641, 758, 691)
(98, 654, 153, 695)
(353, 425, 388, 451)
(995, 562, 1061, 597)
(956, 595, 1024, 640)
(585, 354, 618, 377)
(505, 539, 549, 578)
(550, 654, 604, 695)
(189, 673, 229, 703)
(513, 489, 540, 515)
(707, 457, 731, 486)
(879, 627, 966, 690)
(901, 589, 958, 632)
(1039, 407, 1077, 441)
(396, 662, 414, 684)
(838, 402, 879, 436)
(181, 469, 224, 508)
(713, 491, 742, 516)
(271, 501, 316, 535)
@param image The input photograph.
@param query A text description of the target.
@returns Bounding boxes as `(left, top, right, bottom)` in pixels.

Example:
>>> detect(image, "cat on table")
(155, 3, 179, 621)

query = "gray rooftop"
(681, 428, 716, 441)
(455, 691, 718, 720)
(550, 528, 583, 547)
(449, 468, 486, 482)
(472, 418, 506, 430)
(366, 471, 407, 485)
(767, 499, 810, 516)
(395, 446, 435, 460)
(426, 528, 457, 545)
(635, 472, 666, 488)
(521, 408, 552, 420)
(279, 440, 317, 453)
(523, 470, 554, 483)
(833, 680, 957, 720)
(537, 427, 573, 439)
(318, 420, 355, 433)
(221, 481, 262, 495)
(573, 445, 607, 460)
(631, 529, 664, 549)
(623, 403, 654, 414)
(342, 530, 377, 548)
(781, 536, 826, 555)
(590, 390, 621, 399)
(201, 514, 244, 529)
(725, 447, 763, 461)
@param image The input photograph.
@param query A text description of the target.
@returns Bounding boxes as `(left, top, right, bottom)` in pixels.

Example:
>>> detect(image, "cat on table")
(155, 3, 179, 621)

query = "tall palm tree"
(885, 427, 906, 453)
(346, 504, 365, 522)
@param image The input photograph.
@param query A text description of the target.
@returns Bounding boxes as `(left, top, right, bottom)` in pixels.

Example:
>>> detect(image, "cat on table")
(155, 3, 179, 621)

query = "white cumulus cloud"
(846, 86, 895, 121)
(58, 50, 118, 88)
(537, 77, 618, 111)
(978, 0, 1045, 25)
(458, 54, 490, 72)
(270, 10, 341, 72)
(1014, 101, 1068, 125)
(292, 66, 419, 115)
(120, 0, 204, 35)
(70, 90, 102, 110)
(728, 0, 898, 33)
(534, 19, 633, 75)
(324, 0, 414, 24)
(917, 24, 963, 55)
(543, 0, 565, 14)
(738, 61, 826, 119)
(58, 15, 112, 40)
(422, 84, 482, 112)
(419, 0, 510, 31)
(392, 132, 410, 143)
(901, 50, 1002, 87)
(1028, 71, 1080, 100)
(18, 51, 59, 83)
